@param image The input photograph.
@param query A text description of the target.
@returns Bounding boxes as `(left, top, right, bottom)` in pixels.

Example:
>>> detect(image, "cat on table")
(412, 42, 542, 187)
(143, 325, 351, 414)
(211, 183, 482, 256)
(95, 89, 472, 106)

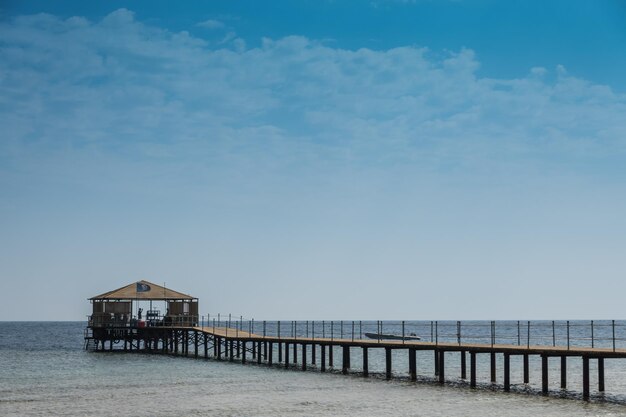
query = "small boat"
(364, 332, 421, 341)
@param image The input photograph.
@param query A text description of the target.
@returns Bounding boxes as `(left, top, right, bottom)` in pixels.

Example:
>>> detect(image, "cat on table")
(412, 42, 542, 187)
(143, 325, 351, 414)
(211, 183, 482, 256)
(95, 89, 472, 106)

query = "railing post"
(552, 320, 555, 347)
(591, 320, 594, 349)
(436, 321, 439, 346)
(613, 320, 616, 352)
(263, 320, 266, 339)
(457, 321, 461, 346)
(322, 320, 325, 339)
(490, 321, 493, 347)
(517, 320, 520, 346)
(331, 321, 334, 341)
(278, 321, 281, 339)
(340, 320, 344, 339)
(567, 320, 570, 350)
(312, 321, 315, 340)
(352, 321, 355, 342)
(527, 321, 530, 348)
(359, 320, 362, 339)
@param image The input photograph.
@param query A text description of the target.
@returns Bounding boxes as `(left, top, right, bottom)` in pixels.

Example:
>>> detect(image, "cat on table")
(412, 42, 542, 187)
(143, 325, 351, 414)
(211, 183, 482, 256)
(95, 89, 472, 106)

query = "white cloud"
(197, 19, 225, 29)
(1, 8, 625, 182)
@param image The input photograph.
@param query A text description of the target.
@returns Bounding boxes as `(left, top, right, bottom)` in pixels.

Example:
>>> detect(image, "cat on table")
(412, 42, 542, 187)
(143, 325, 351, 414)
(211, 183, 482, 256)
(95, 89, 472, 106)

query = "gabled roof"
(89, 280, 196, 301)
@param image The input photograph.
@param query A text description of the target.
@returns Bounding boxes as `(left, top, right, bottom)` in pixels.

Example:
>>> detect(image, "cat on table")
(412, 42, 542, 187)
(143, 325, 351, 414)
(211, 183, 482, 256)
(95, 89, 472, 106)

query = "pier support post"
(385, 347, 392, 380)
(278, 342, 282, 362)
(470, 351, 477, 388)
(523, 354, 529, 384)
(264, 342, 268, 360)
(329, 345, 333, 367)
(321, 344, 326, 372)
(438, 350, 445, 384)
(302, 344, 307, 371)
(293, 342, 297, 364)
(194, 331, 198, 358)
(342, 346, 349, 374)
(229, 340, 234, 362)
(582, 356, 590, 401)
(541, 355, 549, 395)
(312, 343, 316, 365)
(362, 347, 369, 377)
(242, 341, 247, 364)
(237, 341, 241, 358)
(252, 340, 256, 359)
(598, 357, 605, 392)
(285, 343, 289, 368)
(561, 356, 567, 389)
(490, 352, 496, 383)
(268, 342, 273, 365)
(461, 350, 466, 379)
(204, 334, 208, 359)
(257, 342, 262, 364)
(409, 348, 416, 381)
(504, 353, 510, 392)
(174, 332, 179, 355)
(434, 350, 439, 376)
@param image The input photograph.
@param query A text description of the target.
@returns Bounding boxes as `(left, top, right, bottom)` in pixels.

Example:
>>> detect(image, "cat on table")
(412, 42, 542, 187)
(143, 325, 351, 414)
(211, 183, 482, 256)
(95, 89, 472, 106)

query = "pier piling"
(583, 356, 589, 400)
(409, 348, 416, 381)
(470, 351, 477, 388)
(363, 347, 369, 377)
(385, 347, 392, 380)
(504, 353, 510, 392)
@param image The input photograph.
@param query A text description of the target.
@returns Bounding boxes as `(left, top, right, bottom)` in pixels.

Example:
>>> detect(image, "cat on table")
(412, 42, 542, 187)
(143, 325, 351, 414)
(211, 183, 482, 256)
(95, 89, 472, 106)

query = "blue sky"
(1, 1, 626, 320)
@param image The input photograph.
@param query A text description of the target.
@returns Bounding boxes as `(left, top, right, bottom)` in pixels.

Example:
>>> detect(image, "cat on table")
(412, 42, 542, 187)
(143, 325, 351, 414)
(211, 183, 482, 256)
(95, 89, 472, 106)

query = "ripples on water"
(1, 322, 626, 416)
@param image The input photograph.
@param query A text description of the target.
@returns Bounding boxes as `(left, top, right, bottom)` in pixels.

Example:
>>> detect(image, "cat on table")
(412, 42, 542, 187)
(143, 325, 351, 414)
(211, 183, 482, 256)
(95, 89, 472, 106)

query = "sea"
(2, 321, 626, 416)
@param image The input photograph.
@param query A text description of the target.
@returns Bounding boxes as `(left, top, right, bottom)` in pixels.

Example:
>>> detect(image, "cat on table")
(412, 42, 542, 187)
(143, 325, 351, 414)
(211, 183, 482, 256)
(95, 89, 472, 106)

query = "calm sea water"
(2, 322, 626, 416)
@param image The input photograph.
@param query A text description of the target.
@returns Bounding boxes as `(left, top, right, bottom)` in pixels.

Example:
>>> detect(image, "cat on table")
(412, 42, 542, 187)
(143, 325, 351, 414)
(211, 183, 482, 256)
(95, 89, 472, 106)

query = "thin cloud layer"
(1, 8, 625, 179)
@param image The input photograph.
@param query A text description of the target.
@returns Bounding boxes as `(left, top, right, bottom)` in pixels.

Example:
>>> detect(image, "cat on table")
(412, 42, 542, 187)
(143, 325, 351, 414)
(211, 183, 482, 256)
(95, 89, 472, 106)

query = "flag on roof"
(136, 282, 151, 292)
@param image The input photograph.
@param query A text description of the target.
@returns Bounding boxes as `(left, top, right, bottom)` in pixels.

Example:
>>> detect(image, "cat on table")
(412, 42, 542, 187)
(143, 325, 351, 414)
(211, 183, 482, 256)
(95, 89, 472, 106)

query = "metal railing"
(87, 313, 199, 328)
(199, 317, 626, 352)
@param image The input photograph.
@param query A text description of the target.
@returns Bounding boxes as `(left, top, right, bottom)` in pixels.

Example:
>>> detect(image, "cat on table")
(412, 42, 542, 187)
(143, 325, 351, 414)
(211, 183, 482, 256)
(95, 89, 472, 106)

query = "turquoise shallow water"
(2, 322, 626, 416)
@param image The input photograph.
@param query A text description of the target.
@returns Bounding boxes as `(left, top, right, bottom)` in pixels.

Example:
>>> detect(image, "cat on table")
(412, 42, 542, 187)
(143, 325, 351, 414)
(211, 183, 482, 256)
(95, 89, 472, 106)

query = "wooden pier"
(85, 281, 626, 402)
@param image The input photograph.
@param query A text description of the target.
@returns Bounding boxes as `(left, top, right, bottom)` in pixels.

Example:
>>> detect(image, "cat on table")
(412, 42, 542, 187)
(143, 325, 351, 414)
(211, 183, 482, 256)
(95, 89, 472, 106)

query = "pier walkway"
(86, 321, 626, 401)
(84, 281, 626, 402)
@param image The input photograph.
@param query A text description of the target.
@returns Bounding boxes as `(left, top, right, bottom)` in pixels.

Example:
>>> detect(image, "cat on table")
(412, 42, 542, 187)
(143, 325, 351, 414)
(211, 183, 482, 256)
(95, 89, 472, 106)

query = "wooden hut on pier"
(89, 280, 198, 327)
(86, 280, 199, 351)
